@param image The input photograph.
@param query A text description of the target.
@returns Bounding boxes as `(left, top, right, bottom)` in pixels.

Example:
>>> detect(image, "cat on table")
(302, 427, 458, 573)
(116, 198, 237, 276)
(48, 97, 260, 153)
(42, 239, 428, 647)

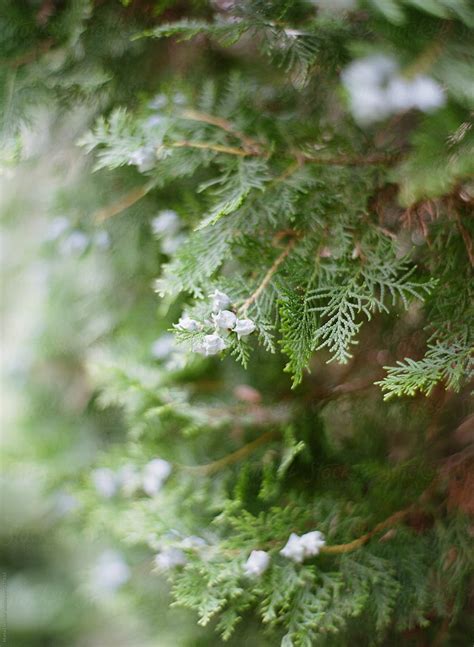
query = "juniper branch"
(239, 237, 298, 314)
(94, 183, 153, 222)
(181, 429, 279, 476)
(320, 508, 412, 554)
(179, 109, 263, 154)
(169, 141, 253, 157)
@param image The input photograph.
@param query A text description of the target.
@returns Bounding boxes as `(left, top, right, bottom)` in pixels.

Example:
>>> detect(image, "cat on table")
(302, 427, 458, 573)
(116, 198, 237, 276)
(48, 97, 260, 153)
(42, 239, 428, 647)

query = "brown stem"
(181, 429, 278, 476)
(239, 237, 297, 314)
(222, 502, 416, 558)
(320, 508, 411, 554)
(174, 110, 399, 166)
(169, 140, 252, 157)
(179, 109, 262, 154)
(94, 183, 152, 222)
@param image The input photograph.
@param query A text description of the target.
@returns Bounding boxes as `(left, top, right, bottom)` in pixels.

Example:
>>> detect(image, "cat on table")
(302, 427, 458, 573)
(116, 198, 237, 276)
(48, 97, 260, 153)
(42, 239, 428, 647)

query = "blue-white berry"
(299, 531, 326, 556)
(280, 532, 306, 563)
(199, 333, 227, 356)
(154, 548, 186, 572)
(91, 550, 130, 594)
(91, 467, 118, 499)
(142, 458, 172, 496)
(129, 146, 156, 172)
(244, 550, 270, 577)
(151, 210, 181, 237)
(175, 316, 200, 332)
(151, 334, 175, 360)
(280, 530, 325, 562)
(213, 309, 237, 330)
(210, 289, 232, 312)
(234, 318, 256, 338)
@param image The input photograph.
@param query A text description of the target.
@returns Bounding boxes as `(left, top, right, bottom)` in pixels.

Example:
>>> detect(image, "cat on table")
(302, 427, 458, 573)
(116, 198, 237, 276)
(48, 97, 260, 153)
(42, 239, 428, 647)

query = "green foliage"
(2, 1, 474, 646)
(378, 335, 473, 398)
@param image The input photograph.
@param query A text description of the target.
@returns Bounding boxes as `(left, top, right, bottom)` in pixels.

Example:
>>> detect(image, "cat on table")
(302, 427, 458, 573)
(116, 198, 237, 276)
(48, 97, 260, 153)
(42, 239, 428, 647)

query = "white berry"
(213, 309, 237, 330)
(280, 530, 325, 563)
(280, 533, 306, 563)
(244, 550, 270, 577)
(299, 531, 326, 556)
(199, 333, 227, 356)
(91, 468, 118, 499)
(174, 316, 200, 332)
(154, 548, 186, 572)
(210, 289, 231, 312)
(142, 458, 172, 496)
(234, 318, 256, 338)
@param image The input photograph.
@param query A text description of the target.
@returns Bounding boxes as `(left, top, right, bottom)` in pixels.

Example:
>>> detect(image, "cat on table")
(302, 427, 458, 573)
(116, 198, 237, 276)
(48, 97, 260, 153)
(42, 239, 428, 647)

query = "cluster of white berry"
(91, 457, 172, 499)
(243, 530, 325, 578)
(154, 547, 187, 572)
(128, 92, 187, 173)
(90, 549, 131, 596)
(151, 209, 185, 255)
(174, 289, 256, 357)
(342, 54, 445, 124)
(280, 531, 326, 563)
(46, 216, 110, 255)
(152, 535, 207, 572)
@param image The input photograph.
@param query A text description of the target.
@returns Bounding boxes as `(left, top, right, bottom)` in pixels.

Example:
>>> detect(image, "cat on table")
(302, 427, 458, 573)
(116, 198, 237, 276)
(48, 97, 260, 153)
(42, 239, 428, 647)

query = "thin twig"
(179, 109, 262, 154)
(181, 429, 278, 476)
(170, 140, 252, 157)
(174, 110, 399, 166)
(320, 508, 411, 554)
(239, 237, 298, 314)
(171, 140, 398, 165)
(222, 502, 417, 558)
(94, 183, 152, 222)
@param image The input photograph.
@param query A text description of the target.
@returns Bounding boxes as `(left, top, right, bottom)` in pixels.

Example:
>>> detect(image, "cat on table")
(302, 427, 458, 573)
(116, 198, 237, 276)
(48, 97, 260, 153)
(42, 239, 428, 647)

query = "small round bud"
(234, 318, 256, 338)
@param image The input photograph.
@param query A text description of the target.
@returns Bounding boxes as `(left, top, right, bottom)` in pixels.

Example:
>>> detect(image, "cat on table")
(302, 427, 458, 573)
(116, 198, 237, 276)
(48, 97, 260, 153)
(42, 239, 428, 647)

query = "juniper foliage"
(2, 0, 473, 646)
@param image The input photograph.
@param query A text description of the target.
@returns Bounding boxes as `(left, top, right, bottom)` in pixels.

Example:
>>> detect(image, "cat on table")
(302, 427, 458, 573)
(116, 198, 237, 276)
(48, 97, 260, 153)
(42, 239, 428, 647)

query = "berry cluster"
(91, 458, 172, 499)
(244, 530, 326, 578)
(174, 289, 256, 357)
(342, 54, 445, 124)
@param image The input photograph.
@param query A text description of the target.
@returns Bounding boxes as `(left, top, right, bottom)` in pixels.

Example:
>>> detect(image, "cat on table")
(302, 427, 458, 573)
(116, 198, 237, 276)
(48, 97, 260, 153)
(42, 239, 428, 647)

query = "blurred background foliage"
(1, 1, 473, 646)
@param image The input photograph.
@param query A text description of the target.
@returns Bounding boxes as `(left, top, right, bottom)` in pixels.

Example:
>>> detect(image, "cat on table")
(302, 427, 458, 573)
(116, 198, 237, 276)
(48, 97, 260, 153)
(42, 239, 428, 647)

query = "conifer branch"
(240, 237, 298, 314)
(182, 429, 279, 476)
(94, 183, 153, 222)
(320, 508, 411, 554)
(169, 138, 399, 165)
(222, 502, 417, 556)
(179, 109, 263, 154)
(170, 140, 253, 157)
